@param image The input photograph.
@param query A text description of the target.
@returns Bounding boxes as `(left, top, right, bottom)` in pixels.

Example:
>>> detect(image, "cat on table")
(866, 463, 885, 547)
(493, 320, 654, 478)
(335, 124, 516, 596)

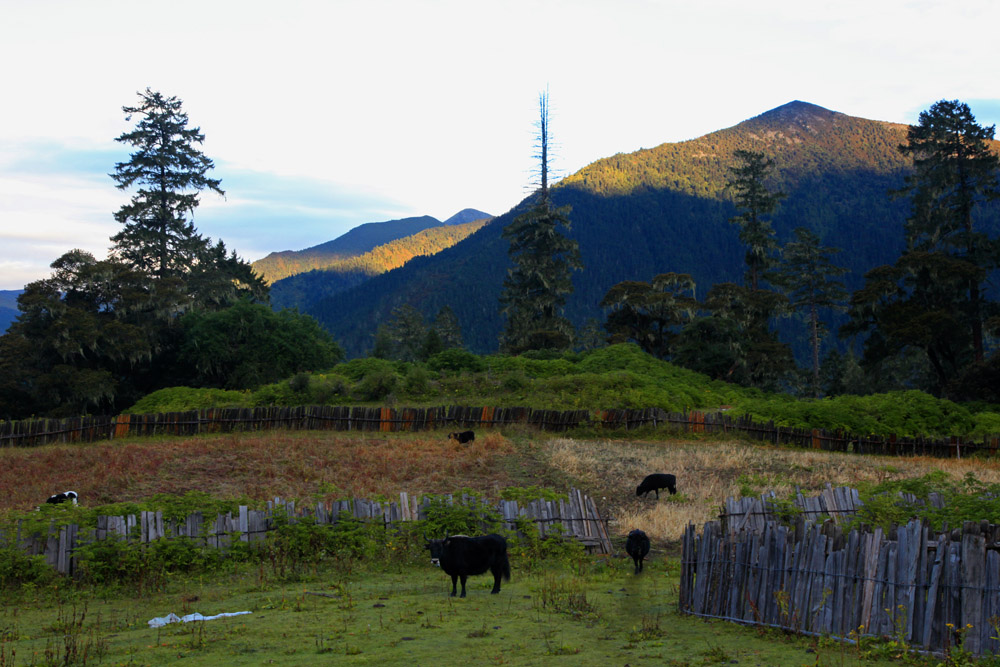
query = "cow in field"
(449, 430, 475, 444)
(46, 491, 78, 505)
(424, 533, 510, 597)
(625, 529, 651, 574)
(636, 473, 676, 499)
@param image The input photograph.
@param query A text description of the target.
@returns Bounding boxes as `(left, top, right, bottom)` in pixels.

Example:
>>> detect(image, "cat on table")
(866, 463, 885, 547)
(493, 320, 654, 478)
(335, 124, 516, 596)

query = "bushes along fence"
(1, 488, 612, 576)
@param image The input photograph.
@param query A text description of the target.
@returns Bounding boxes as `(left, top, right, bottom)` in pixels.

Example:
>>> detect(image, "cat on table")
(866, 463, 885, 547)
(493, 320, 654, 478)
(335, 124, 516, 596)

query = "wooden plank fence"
(719, 484, 948, 537)
(3, 405, 998, 462)
(683, 491, 1000, 657)
(0, 488, 612, 577)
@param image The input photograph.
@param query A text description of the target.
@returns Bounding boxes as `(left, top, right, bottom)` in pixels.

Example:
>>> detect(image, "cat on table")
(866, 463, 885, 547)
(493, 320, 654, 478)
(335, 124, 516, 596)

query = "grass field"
(5, 427, 1000, 665)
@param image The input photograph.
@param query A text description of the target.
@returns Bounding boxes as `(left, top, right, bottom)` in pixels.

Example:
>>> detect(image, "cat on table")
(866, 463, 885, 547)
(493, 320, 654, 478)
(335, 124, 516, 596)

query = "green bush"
(420, 493, 502, 538)
(427, 348, 486, 373)
(353, 369, 399, 401)
(126, 386, 248, 413)
(0, 541, 56, 590)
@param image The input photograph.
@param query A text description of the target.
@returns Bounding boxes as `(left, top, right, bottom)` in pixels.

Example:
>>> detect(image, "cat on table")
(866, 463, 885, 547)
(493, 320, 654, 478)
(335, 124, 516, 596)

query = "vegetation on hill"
(270, 219, 489, 311)
(124, 344, 1000, 438)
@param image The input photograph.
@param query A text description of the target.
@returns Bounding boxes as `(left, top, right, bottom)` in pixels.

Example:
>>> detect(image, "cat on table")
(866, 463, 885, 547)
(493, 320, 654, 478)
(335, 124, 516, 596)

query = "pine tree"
(110, 88, 266, 309)
(773, 227, 848, 397)
(499, 91, 582, 353)
(896, 99, 1000, 362)
(726, 150, 785, 290)
(110, 88, 224, 279)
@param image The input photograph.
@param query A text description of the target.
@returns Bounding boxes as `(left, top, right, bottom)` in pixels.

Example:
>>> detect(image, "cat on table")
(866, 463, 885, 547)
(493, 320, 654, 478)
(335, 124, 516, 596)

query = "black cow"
(449, 430, 475, 444)
(636, 473, 676, 499)
(625, 529, 651, 574)
(425, 533, 510, 597)
(46, 491, 78, 505)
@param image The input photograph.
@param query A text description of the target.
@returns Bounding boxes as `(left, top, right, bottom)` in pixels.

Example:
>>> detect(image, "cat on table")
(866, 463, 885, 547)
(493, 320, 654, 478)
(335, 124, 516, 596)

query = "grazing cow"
(425, 533, 510, 597)
(449, 430, 475, 445)
(46, 491, 78, 505)
(636, 473, 676, 499)
(625, 529, 651, 574)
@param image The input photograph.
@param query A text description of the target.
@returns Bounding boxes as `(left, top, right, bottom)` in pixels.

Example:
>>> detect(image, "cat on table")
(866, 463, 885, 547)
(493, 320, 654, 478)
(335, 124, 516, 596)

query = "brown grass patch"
(0, 430, 516, 511)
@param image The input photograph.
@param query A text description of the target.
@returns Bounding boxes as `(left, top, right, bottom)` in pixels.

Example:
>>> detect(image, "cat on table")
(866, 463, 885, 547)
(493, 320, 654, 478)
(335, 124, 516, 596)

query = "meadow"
(7, 425, 1000, 664)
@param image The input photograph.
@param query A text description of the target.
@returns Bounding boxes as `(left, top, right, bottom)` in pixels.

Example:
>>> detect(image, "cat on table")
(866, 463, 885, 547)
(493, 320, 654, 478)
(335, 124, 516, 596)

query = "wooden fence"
(0, 488, 612, 576)
(2, 405, 999, 461)
(682, 499, 1000, 656)
(719, 484, 948, 536)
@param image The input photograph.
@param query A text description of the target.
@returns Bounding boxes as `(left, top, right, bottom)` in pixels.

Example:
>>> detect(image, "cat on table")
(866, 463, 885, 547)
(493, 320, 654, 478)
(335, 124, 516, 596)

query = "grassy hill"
(303, 101, 1000, 358)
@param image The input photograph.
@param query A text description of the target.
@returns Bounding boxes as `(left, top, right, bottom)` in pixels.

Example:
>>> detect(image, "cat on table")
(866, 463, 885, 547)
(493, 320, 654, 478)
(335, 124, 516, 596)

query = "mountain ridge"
(299, 101, 1000, 357)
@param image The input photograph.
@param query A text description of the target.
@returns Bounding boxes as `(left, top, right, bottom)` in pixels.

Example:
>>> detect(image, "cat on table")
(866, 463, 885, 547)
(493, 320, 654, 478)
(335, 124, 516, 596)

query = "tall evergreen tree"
(773, 227, 848, 397)
(896, 99, 1000, 362)
(109, 88, 266, 308)
(499, 92, 582, 353)
(726, 150, 785, 291)
(110, 88, 224, 279)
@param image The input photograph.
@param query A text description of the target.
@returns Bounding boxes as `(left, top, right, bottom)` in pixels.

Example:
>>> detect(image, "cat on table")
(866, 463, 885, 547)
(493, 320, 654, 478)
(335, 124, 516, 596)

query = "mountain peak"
(443, 208, 492, 226)
(738, 101, 846, 136)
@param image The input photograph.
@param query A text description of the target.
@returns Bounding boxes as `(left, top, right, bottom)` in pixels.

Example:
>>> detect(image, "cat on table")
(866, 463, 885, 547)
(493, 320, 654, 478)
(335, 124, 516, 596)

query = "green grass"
(1, 556, 908, 667)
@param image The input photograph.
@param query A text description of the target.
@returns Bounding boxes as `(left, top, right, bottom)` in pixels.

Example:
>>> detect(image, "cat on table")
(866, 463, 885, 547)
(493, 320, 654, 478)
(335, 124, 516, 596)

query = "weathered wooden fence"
(682, 504, 1000, 656)
(0, 488, 612, 576)
(3, 405, 998, 461)
(719, 484, 948, 536)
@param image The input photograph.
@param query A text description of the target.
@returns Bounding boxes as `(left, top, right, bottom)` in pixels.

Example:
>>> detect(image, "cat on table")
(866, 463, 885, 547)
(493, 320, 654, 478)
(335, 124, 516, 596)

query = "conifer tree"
(110, 88, 224, 279)
(110, 88, 266, 308)
(499, 92, 582, 353)
(726, 150, 785, 291)
(896, 99, 1000, 362)
(773, 227, 848, 397)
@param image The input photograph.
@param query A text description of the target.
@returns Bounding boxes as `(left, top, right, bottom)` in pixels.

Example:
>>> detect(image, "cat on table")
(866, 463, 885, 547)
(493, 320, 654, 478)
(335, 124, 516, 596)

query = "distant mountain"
(252, 215, 445, 284)
(304, 101, 1000, 357)
(442, 209, 492, 226)
(0, 290, 22, 334)
(270, 219, 490, 311)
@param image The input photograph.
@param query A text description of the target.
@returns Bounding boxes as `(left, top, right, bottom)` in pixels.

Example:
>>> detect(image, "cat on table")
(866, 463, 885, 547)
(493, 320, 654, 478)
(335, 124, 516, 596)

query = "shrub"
(0, 541, 56, 590)
(427, 348, 486, 373)
(353, 369, 399, 401)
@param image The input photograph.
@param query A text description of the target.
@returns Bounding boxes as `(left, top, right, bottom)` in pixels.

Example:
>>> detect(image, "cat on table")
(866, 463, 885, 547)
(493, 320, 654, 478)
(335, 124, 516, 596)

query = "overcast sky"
(2, 0, 999, 290)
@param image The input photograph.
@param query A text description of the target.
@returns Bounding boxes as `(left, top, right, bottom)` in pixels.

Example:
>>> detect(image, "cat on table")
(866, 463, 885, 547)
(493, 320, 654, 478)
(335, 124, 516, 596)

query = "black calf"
(449, 430, 475, 444)
(636, 473, 676, 499)
(625, 529, 651, 574)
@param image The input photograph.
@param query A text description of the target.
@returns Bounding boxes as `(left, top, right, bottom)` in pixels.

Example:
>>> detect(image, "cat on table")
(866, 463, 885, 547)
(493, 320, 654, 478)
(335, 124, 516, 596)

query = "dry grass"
(0, 430, 516, 512)
(541, 436, 1000, 545)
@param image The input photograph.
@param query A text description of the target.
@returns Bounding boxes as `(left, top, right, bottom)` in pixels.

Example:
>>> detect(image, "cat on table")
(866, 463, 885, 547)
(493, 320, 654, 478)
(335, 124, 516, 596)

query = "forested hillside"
(252, 215, 444, 284)
(270, 219, 490, 311)
(309, 101, 1000, 357)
